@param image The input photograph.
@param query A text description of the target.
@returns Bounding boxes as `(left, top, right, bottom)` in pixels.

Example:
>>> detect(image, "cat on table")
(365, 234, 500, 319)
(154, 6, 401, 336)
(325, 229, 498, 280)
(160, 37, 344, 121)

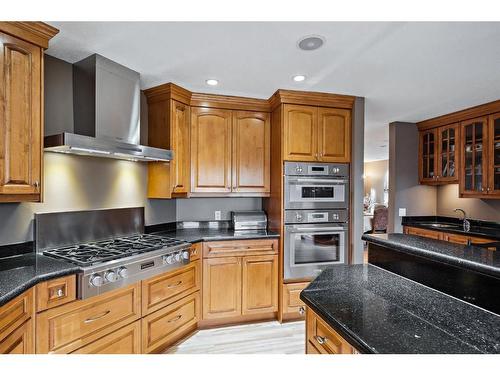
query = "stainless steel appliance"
(284, 162, 349, 210)
(44, 54, 172, 162)
(283, 162, 349, 281)
(232, 210, 268, 231)
(36, 208, 190, 299)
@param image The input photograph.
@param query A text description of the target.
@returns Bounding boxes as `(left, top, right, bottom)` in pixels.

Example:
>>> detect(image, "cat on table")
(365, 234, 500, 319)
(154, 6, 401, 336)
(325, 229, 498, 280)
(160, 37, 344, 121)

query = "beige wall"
(364, 159, 388, 205)
(436, 184, 500, 222)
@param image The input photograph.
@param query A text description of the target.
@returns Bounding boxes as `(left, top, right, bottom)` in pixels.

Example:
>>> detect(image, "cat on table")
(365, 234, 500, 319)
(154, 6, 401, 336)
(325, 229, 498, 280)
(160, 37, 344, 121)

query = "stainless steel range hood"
(44, 54, 172, 162)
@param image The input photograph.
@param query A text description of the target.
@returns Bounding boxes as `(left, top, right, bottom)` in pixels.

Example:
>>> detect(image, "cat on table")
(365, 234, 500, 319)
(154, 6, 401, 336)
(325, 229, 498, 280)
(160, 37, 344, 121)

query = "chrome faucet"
(454, 208, 471, 232)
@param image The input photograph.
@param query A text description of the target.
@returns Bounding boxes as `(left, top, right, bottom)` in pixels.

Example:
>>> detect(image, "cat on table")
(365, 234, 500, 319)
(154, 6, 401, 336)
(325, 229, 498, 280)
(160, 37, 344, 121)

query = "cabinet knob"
(315, 336, 328, 345)
(299, 306, 305, 315)
(56, 288, 64, 297)
(33, 181, 39, 188)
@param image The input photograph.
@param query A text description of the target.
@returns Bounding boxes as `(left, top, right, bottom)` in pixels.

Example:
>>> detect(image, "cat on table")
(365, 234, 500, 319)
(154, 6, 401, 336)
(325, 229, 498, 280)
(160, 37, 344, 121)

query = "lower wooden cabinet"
(306, 308, 356, 354)
(71, 321, 141, 354)
(142, 291, 200, 353)
(36, 283, 141, 354)
(404, 226, 442, 240)
(0, 289, 34, 354)
(282, 282, 309, 320)
(0, 318, 33, 354)
(403, 226, 496, 249)
(242, 255, 278, 315)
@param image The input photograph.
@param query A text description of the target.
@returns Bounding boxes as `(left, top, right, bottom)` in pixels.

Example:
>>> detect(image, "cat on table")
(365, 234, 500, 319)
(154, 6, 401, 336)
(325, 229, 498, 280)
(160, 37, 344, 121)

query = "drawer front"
(189, 243, 201, 261)
(203, 239, 278, 258)
(307, 308, 354, 354)
(36, 275, 76, 312)
(405, 226, 442, 240)
(142, 291, 200, 353)
(71, 321, 141, 354)
(36, 283, 141, 353)
(0, 318, 33, 354)
(283, 282, 309, 316)
(142, 260, 200, 316)
(0, 289, 33, 342)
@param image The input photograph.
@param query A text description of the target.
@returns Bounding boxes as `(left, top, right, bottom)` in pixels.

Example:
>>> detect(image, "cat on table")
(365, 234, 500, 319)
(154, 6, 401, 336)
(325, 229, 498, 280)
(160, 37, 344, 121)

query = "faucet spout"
(454, 208, 470, 233)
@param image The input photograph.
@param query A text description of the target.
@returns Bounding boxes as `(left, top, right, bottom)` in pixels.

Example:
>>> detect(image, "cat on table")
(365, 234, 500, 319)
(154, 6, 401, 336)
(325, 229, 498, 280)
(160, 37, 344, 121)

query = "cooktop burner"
(43, 234, 187, 267)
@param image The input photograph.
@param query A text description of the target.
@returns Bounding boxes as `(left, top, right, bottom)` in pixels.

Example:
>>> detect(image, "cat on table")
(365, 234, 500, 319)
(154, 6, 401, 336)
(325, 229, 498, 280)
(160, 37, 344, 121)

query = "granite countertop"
(0, 253, 80, 307)
(152, 228, 280, 243)
(362, 233, 500, 279)
(402, 215, 500, 241)
(300, 264, 500, 354)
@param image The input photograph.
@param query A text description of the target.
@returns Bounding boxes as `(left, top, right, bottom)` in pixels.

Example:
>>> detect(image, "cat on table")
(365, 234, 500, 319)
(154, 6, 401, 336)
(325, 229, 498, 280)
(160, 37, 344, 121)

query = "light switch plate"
(399, 208, 407, 217)
(214, 211, 222, 220)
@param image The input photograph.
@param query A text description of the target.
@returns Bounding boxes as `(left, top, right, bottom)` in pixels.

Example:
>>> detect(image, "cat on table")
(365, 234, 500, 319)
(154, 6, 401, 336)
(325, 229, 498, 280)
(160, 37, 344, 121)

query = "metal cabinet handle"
(56, 288, 64, 298)
(33, 181, 39, 188)
(84, 310, 111, 323)
(167, 315, 182, 323)
(167, 280, 182, 288)
(315, 335, 328, 345)
(298, 306, 305, 315)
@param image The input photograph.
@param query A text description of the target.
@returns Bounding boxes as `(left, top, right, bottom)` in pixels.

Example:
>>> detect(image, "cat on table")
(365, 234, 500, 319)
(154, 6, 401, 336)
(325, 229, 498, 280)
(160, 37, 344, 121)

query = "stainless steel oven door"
(284, 223, 347, 281)
(284, 176, 349, 209)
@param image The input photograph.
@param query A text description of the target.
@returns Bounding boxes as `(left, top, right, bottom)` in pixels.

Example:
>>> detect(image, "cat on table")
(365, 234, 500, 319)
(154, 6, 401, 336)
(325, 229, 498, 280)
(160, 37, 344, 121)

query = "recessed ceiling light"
(293, 75, 306, 82)
(298, 35, 325, 51)
(206, 79, 218, 86)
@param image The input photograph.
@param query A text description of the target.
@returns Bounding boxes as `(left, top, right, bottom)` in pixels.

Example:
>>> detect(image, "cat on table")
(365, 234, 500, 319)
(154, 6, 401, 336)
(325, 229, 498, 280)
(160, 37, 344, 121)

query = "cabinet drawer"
(0, 289, 33, 342)
(0, 318, 33, 354)
(36, 275, 76, 312)
(142, 291, 200, 353)
(71, 321, 141, 354)
(404, 226, 442, 240)
(36, 283, 141, 353)
(203, 239, 278, 258)
(282, 282, 309, 317)
(142, 260, 200, 316)
(306, 308, 354, 354)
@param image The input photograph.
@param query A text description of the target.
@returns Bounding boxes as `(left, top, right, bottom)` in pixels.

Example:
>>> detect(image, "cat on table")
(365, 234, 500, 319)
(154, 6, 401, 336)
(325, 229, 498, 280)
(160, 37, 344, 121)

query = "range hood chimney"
(44, 54, 172, 162)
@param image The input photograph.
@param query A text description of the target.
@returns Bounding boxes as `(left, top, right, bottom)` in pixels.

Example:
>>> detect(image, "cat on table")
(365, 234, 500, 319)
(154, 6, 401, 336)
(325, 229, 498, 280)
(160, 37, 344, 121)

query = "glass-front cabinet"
(460, 117, 488, 196)
(437, 123, 460, 183)
(488, 112, 500, 195)
(419, 129, 438, 183)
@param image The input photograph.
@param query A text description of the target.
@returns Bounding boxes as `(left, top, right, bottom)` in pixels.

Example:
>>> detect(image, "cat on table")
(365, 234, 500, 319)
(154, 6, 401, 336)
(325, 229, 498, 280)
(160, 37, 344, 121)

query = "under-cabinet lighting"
(69, 147, 111, 155)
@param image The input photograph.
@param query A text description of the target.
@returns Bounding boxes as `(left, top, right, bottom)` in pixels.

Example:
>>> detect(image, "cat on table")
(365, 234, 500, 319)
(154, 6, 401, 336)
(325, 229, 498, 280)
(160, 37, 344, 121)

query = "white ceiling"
(46, 22, 500, 161)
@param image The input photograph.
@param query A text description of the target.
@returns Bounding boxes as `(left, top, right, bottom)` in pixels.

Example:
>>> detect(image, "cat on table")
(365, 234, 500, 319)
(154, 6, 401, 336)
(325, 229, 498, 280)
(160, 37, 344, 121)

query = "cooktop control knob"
(296, 213, 303, 222)
(117, 267, 128, 278)
(175, 252, 182, 262)
(104, 270, 117, 282)
(295, 166, 303, 173)
(89, 274, 104, 287)
(166, 255, 174, 264)
(182, 251, 190, 260)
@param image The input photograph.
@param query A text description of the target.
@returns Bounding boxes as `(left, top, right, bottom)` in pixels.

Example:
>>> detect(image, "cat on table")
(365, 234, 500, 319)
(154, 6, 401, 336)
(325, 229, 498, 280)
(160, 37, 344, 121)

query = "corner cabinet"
(283, 104, 351, 163)
(191, 107, 270, 196)
(0, 23, 58, 202)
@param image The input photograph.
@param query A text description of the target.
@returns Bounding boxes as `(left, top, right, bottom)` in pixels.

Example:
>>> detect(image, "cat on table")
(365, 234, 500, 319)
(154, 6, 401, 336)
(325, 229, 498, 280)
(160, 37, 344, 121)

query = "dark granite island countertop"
(152, 228, 280, 243)
(0, 253, 80, 307)
(300, 264, 500, 354)
(362, 233, 500, 279)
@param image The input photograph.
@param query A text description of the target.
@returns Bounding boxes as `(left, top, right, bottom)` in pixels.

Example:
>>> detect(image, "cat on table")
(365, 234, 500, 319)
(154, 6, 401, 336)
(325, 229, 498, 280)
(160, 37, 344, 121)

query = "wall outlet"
(214, 210, 222, 221)
(399, 208, 407, 217)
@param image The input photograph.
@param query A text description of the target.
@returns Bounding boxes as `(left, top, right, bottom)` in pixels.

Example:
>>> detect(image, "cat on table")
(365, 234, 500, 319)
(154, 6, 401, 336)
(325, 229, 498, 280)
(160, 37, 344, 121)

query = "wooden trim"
(417, 99, 500, 130)
(143, 82, 192, 105)
(0, 22, 58, 49)
(203, 239, 278, 258)
(269, 89, 355, 111)
(191, 92, 270, 112)
(198, 311, 276, 329)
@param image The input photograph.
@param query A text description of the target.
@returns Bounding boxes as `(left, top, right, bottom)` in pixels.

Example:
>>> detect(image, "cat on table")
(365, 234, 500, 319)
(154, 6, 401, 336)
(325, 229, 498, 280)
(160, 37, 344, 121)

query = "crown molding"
(0, 22, 59, 49)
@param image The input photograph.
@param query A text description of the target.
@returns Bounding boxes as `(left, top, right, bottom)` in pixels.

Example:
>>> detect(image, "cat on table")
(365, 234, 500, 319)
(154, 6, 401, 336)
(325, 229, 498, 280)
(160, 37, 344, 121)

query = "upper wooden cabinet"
(0, 23, 57, 202)
(147, 98, 191, 198)
(232, 111, 270, 193)
(460, 117, 488, 196)
(283, 104, 351, 162)
(488, 112, 500, 195)
(191, 107, 232, 193)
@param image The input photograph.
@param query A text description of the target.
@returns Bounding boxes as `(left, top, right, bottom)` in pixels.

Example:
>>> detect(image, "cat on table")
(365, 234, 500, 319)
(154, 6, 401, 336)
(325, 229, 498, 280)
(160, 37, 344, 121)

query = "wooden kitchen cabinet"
(404, 226, 442, 240)
(191, 107, 232, 193)
(487, 112, 500, 195)
(306, 308, 356, 354)
(0, 318, 33, 354)
(283, 104, 351, 162)
(0, 289, 34, 354)
(241, 254, 278, 315)
(36, 275, 76, 312)
(460, 117, 489, 196)
(436, 123, 460, 183)
(232, 111, 270, 194)
(419, 128, 438, 183)
(403, 226, 496, 248)
(282, 282, 309, 320)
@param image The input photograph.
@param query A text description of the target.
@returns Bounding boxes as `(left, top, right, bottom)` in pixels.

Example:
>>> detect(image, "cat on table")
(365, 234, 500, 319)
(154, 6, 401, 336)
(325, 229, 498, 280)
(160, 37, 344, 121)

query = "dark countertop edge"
(362, 233, 500, 279)
(0, 267, 80, 307)
(300, 291, 377, 354)
(152, 230, 280, 244)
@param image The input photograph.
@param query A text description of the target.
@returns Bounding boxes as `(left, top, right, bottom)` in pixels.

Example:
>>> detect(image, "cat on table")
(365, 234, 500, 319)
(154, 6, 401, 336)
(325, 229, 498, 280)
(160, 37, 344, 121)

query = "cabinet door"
(232, 111, 270, 194)
(191, 107, 232, 193)
(241, 255, 277, 315)
(317, 108, 351, 162)
(202, 257, 242, 320)
(171, 100, 191, 194)
(419, 129, 438, 184)
(437, 123, 460, 183)
(0, 32, 42, 200)
(283, 104, 318, 161)
(460, 117, 488, 197)
(0, 319, 33, 354)
(488, 112, 500, 195)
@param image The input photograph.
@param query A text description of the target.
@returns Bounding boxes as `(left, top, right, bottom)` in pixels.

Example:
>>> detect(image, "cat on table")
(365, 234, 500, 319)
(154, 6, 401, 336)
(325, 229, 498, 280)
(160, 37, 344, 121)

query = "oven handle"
(288, 226, 347, 232)
(287, 177, 348, 184)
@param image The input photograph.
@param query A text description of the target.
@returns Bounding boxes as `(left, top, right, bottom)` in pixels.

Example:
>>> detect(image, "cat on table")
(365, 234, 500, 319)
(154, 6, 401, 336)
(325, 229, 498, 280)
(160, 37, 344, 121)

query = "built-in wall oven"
(283, 162, 349, 281)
